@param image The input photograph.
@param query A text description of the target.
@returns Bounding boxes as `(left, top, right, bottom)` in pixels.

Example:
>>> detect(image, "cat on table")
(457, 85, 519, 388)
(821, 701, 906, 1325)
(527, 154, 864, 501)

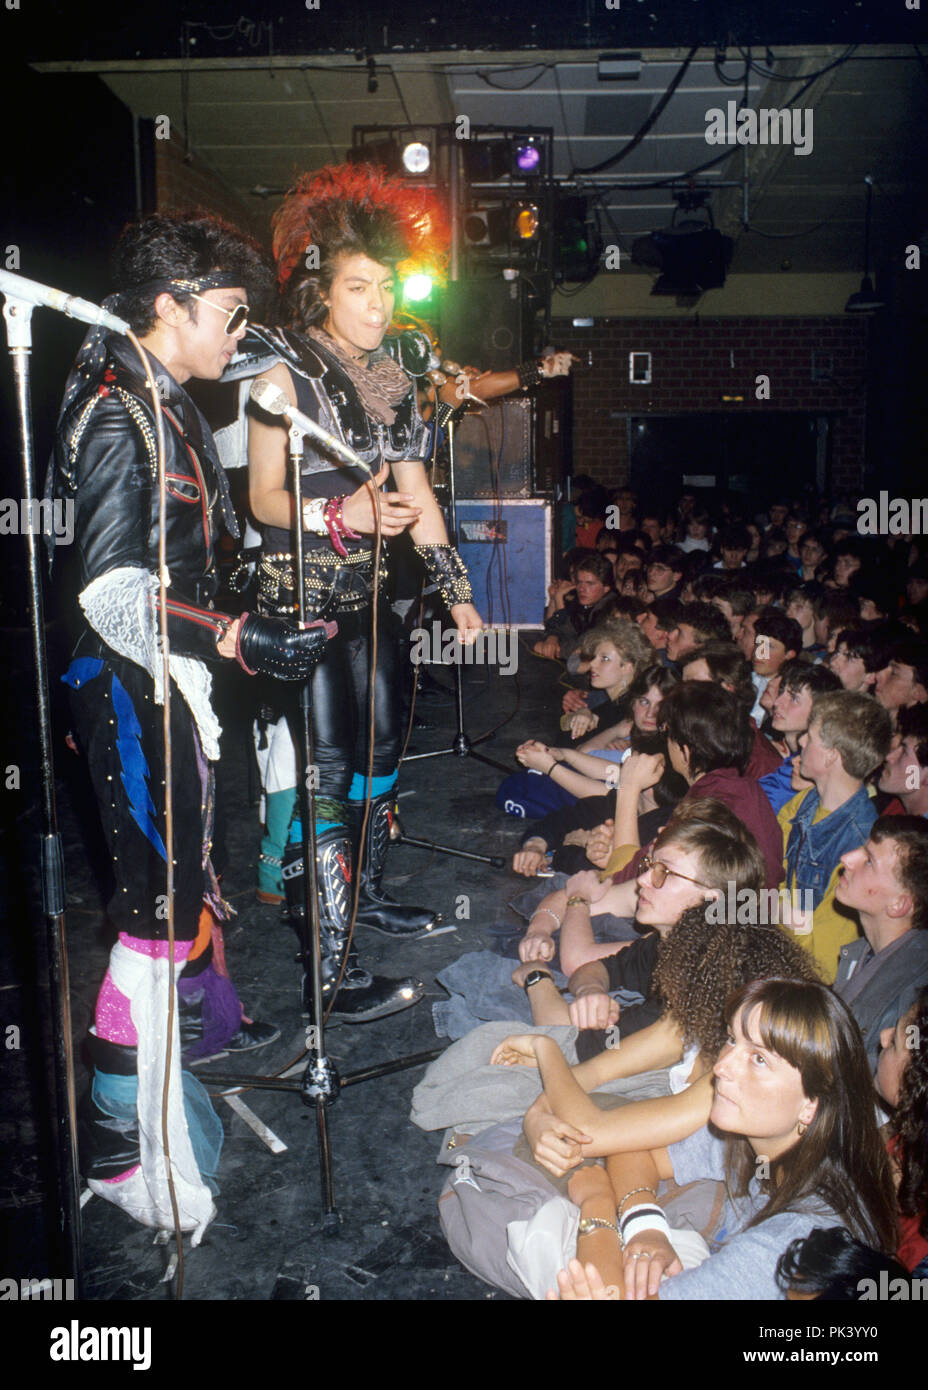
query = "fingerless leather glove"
(235, 612, 337, 680)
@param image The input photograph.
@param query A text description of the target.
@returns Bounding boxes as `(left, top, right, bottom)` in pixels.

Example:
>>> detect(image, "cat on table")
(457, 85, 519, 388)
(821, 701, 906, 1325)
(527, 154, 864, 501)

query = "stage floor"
(1, 624, 567, 1301)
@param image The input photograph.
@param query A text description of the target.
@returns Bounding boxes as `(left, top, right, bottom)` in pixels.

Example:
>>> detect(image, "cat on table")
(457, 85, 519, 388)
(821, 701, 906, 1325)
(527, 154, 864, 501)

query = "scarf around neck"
(307, 326, 411, 426)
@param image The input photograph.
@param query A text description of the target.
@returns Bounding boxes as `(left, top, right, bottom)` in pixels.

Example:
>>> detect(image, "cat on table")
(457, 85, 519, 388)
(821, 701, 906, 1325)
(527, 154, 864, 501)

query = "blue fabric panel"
(61, 656, 104, 689)
(348, 769, 398, 801)
(93, 1066, 223, 1194)
(110, 672, 168, 861)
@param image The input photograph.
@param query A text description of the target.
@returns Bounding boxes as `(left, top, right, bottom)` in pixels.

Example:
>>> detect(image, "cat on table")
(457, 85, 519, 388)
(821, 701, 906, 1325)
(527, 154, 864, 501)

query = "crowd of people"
(414, 483, 928, 1301)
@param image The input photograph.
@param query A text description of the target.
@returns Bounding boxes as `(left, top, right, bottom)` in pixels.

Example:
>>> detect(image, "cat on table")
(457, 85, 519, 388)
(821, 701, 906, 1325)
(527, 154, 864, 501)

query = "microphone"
(250, 377, 373, 475)
(0, 269, 130, 333)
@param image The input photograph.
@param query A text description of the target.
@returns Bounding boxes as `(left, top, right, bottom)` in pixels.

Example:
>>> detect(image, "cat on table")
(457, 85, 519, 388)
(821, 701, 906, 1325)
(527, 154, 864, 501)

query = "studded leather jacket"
(51, 334, 240, 661)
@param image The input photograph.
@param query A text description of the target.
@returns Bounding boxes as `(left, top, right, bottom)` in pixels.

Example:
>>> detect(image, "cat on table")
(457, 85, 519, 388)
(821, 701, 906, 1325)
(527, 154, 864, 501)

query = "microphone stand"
(2, 294, 82, 1290)
(200, 417, 446, 1232)
(398, 414, 509, 869)
(286, 424, 340, 1230)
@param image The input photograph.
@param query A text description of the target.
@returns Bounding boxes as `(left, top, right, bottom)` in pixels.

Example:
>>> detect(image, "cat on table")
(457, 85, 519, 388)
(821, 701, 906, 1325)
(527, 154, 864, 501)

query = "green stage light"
(403, 273, 434, 302)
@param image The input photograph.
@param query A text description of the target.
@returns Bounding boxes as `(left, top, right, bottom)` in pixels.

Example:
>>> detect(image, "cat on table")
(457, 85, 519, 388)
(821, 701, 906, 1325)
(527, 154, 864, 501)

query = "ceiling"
(34, 44, 928, 278)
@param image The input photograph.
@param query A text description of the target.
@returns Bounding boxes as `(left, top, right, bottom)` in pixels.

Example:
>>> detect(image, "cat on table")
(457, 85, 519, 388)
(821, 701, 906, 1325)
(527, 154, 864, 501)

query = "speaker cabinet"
(452, 398, 533, 498)
(457, 499, 552, 629)
(440, 278, 534, 371)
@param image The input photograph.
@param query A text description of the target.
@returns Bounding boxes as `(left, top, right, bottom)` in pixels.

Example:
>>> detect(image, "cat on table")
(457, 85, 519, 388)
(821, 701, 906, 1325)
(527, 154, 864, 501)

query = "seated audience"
(606, 681, 784, 889)
(643, 545, 685, 602)
(712, 524, 751, 572)
(550, 979, 896, 1301)
(749, 607, 803, 722)
(761, 659, 842, 811)
(831, 538, 867, 589)
(779, 690, 892, 980)
(877, 985, 928, 1274)
(828, 625, 891, 694)
(874, 637, 928, 727)
(502, 619, 651, 818)
(663, 602, 732, 667)
(878, 704, 928, 818)
(798, 529, 830, 582)
(709, 580, 756, 642)
(785, 582, 825, 654)
(535, 552, 617, 661)
(775, 1227, 911, 1300)
(678, 509, 712, 553)
(812, 589, 860, 654)
(514, 666, 682, 873)
(679, 640, 782, 779)
(833, 815, 928, 1071)
(636, 596, 682, 657)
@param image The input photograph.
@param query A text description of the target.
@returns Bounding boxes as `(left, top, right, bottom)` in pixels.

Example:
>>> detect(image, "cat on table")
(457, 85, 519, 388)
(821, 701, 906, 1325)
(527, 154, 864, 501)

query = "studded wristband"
(436, 399, 467, 430)
(414, 542, 474, 608)
(517, 360, 542, 390)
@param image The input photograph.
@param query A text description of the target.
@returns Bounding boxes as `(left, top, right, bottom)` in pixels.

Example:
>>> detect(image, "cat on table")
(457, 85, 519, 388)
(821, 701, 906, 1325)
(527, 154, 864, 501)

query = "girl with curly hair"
(876, 986, 928, 1273)
(496, 896, 821, 1180)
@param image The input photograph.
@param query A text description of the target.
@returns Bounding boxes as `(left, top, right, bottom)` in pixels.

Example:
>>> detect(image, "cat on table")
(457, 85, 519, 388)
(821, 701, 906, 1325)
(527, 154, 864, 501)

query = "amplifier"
(452, 398, 533, 498)
(456, 499, 552, 630)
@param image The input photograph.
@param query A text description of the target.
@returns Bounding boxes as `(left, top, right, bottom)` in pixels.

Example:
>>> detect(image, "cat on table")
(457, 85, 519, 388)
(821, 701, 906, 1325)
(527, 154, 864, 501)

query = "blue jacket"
(782, 784, 876, 911)
(760, 757, 797, 814)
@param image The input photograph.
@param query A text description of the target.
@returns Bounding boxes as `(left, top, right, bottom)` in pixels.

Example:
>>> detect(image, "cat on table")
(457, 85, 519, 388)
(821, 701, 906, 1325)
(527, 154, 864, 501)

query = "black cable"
(745, 217, 838, 240)
(734, 41, 858, 85)
(477, 63, 551, 91)
(302, 71, 338, 161)
(569, 44, 699, 178)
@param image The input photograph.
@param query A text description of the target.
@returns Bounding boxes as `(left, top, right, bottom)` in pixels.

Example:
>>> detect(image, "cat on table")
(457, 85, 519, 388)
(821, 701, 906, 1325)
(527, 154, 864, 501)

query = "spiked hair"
(272, 163, 450, 327)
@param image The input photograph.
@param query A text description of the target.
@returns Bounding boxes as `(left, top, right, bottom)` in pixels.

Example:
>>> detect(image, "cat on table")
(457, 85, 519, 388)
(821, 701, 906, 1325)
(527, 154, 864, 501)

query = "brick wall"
(551, 316, 868, 494)
(155, 133, 271, 246)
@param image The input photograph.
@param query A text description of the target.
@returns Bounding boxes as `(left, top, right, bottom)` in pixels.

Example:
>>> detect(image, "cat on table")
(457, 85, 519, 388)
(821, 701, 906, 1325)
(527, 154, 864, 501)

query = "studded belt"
(257, 549, 387, 616)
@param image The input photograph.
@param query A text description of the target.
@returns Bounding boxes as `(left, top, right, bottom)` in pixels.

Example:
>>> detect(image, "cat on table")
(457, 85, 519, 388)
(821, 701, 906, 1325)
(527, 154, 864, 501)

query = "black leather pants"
(297, 602, 403, 804)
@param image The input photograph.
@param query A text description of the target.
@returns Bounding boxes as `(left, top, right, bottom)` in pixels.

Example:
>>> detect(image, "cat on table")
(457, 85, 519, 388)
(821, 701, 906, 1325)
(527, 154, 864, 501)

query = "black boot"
(282, 825, 423, 1024)
(349, 793, 440, 939)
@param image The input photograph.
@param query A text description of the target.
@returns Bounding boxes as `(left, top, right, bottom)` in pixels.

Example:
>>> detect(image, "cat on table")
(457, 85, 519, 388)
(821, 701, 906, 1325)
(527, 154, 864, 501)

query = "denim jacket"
(783, 784, 876, 911)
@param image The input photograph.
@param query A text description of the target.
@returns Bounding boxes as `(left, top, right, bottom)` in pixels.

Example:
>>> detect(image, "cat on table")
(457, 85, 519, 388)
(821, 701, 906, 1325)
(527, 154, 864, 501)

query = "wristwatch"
(522, 969, 554, 992)
(578, 1216, 620, 1238)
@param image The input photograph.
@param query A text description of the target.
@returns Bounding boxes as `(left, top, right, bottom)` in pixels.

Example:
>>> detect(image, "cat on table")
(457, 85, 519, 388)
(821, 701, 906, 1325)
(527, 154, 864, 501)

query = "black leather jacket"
(51, 335, 240, 662)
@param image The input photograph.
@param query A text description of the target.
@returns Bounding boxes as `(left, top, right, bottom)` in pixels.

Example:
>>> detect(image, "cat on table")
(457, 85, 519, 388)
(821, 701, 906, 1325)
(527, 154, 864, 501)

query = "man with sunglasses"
(49, 213, 335, 1236)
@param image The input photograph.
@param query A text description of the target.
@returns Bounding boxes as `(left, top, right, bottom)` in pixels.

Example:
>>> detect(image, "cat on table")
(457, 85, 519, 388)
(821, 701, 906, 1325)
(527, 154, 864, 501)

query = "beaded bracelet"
(530, 907, 562, 930)
(617, 1185, 657, 1218)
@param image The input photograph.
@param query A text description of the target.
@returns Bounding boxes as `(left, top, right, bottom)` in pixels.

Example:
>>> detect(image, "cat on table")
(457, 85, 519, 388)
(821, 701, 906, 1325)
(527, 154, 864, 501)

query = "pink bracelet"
(323, 497, 349, 558)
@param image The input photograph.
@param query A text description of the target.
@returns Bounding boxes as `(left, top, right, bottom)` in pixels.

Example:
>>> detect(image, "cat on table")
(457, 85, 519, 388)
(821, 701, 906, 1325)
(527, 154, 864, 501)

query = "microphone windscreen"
(250, 377, 288, 416)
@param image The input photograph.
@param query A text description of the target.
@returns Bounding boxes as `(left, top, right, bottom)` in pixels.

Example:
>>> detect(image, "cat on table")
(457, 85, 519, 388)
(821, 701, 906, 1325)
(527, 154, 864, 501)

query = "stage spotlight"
(402, 141, 430, 175)
(402, 273, 434, 302)
(463, 206, 509, 247)
(514, 204, 539, 239)
(553, 196, 602, 282)
(514, 140, 541, 175)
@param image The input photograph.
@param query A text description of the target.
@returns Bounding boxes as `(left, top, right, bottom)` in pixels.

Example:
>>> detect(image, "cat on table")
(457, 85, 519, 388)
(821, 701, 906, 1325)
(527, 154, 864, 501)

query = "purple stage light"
(515, 142, 540, 173)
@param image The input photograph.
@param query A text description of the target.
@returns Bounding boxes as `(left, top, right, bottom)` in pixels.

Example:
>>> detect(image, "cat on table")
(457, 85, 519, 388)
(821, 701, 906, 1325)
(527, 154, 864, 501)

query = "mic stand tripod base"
(301, 1053, 340, 1107)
